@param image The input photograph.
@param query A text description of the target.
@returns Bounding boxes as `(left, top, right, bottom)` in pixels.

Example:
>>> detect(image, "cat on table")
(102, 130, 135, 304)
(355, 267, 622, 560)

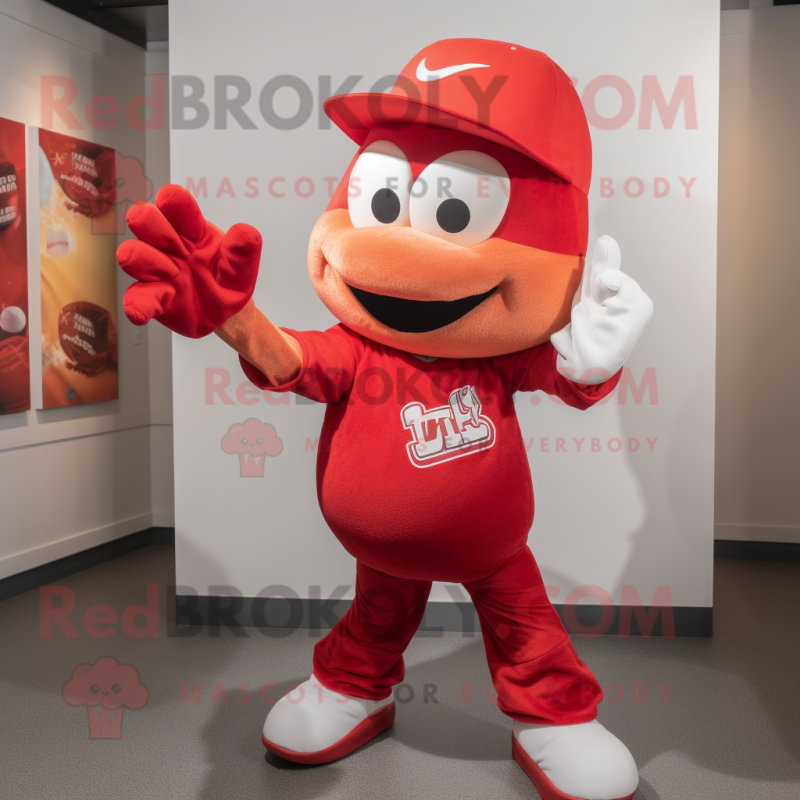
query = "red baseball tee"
(240, 325, 620, 583)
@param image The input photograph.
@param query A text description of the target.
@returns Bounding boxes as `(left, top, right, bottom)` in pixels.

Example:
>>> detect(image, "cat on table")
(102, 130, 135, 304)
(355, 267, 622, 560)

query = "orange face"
(308, 125, 588, 359)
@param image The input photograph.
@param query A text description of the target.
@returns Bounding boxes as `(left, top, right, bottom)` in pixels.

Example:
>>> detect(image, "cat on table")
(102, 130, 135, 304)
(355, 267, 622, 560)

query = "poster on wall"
(37, 129, 117, 409)
(0, 116, 29, 416)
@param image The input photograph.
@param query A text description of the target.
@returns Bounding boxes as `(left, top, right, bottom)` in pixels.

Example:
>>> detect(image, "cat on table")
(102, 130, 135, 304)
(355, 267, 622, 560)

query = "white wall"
(3, 0, 795, 591)
(715, 6, 800, 544)
(169, 0, 719, 608)
(0, 0, 172, 580)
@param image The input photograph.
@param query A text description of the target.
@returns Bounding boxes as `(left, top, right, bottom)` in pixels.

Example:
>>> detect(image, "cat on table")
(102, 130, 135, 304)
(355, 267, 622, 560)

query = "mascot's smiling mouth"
(347, 285, 497, 334)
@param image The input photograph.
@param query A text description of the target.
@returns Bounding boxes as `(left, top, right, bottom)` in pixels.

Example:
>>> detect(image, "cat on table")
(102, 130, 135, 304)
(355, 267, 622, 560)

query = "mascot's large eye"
(348, 140, 412, 228)
(409, 151, 509, 247)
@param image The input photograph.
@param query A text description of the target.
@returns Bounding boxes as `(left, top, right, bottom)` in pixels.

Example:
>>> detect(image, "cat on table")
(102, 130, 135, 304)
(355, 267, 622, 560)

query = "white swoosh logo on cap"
(416, 57, 490, 82)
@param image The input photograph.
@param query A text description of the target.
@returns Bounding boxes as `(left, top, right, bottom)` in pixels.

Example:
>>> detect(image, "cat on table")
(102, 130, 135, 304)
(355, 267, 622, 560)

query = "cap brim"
(323, 92, 571, 186)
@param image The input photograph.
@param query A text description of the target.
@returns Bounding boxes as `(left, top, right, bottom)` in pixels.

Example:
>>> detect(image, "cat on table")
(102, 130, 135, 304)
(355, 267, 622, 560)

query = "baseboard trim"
(715, 522, 800, 545)
(19, 525, 799, 631)
(152, 511, 175, 527)
(0, 513, 157, 580)
(174, 594, 712, 638)
(0, 521, 712, 637)
(714, 539, 800, 562)
(0, 526, 175, 603)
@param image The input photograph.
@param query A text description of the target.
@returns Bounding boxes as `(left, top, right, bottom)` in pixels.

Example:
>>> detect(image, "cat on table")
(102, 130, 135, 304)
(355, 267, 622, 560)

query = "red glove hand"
(117, 184, 262, 338)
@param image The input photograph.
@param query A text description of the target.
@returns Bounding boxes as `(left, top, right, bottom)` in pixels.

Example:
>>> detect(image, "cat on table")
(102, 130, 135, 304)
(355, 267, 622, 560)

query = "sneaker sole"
(262, 701, 395, 764)
(512, 732, 637, 800)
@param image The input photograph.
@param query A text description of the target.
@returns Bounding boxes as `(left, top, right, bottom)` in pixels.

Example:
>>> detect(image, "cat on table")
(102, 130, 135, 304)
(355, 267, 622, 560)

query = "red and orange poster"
(38, 130, 118, 408)
(0, 117, 29, 416)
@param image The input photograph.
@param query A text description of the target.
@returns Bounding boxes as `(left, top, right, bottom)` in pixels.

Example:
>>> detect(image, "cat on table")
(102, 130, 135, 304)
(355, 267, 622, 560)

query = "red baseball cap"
(324, 38, 592, 196)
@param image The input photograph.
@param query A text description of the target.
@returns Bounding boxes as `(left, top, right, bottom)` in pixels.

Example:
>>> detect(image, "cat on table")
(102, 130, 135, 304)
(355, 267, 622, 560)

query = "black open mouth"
(348, 285, 497, 333)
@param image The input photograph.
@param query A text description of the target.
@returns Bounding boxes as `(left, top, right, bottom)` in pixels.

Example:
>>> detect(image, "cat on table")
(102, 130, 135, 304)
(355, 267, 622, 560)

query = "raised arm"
(214, 300, 301, 386)
(117, 184, 301, 386)
(551, 235, 653, 384)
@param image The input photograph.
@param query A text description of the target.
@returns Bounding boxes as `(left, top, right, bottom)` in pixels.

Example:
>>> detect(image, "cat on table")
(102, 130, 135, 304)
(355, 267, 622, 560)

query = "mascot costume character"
(118, 39, 653, 800)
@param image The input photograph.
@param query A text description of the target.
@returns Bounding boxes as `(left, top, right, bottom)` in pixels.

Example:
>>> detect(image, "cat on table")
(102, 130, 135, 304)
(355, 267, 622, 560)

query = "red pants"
(313, 546, 602, 724)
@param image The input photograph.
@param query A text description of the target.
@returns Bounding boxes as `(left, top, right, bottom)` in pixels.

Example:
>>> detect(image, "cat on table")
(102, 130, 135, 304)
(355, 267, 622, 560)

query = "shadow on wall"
(539, 194, 715, 634)
(587, 181, 716, 608)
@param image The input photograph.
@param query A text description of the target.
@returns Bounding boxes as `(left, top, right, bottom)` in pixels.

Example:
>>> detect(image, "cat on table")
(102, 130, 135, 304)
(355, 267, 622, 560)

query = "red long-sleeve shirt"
(241, 325, 619, 583)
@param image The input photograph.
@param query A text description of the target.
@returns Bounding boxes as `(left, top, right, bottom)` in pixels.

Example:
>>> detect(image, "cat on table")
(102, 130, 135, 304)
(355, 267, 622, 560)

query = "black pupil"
(371, 188, 400, 224)
(436, 198, 470, 233)
(90, 684, 100, 694)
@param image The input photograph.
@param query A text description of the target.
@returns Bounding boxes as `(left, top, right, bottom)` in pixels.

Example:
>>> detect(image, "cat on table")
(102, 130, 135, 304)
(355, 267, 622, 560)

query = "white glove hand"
(551, 236, 653, 385)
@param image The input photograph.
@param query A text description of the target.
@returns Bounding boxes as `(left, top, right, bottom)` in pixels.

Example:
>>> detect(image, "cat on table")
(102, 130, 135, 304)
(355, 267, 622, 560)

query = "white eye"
(348, 141, 412, 228)
(409, 151, 510, 247)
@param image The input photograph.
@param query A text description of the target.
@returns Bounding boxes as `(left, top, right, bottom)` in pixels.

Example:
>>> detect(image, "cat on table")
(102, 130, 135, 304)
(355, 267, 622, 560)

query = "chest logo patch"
(401, 385, 496, 468)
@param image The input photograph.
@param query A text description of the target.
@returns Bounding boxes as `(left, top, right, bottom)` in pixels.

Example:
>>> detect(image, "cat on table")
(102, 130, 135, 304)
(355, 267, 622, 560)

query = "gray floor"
(0, 545, 798, 800)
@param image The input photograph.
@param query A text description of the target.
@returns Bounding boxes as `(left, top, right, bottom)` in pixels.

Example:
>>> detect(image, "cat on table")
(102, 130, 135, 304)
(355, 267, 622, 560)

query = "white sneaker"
(261, 674, 395, 764)
(512, 720, 639, 800)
